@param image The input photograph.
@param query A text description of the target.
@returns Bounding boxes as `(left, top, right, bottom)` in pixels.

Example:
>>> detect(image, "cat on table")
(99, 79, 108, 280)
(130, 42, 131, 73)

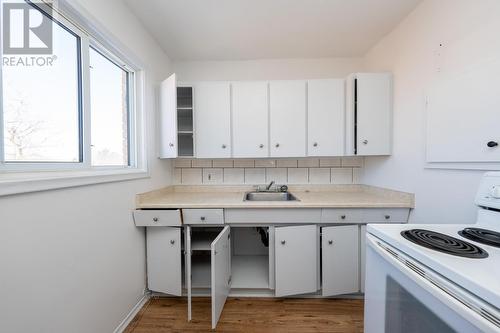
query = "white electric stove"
(365, 172, 500, 333)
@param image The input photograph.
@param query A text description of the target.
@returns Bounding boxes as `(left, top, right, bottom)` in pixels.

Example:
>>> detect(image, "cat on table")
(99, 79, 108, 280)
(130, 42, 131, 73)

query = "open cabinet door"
(322, 225, 360, 296)
(159, 73, 178, 158)
(185, 226, 192, 321)
(275, 225, 318, 297)
(211, 226, 231, 329)
(146, 227, 182, 295)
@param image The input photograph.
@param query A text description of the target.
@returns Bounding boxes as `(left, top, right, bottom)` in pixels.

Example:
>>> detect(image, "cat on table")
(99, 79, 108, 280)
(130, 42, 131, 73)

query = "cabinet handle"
(341, 215, 346, 220)
(275, 143, 280, 148)
(313, 142, 318, 147)
(222, 144, 227, 149)
(328, 240, 333, 245)
(487, 141, 499, 148)
(281, 240, 286, 245)
(170, 239, 175, 245)
(259, 144, 264, 148)
(362, 140, 368, 145)
(200, 216, 206, 221)
(385, 215, 391, 220)
(152, 217, 159, 222)
(169, 142, 174, 147)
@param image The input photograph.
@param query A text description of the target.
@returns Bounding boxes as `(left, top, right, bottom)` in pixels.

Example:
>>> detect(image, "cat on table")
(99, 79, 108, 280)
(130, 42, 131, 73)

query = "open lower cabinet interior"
(146, 222, 365, 329)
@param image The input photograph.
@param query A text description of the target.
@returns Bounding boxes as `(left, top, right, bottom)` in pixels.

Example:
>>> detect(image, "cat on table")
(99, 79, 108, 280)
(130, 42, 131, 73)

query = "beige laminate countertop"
(136, 185, 414, 209)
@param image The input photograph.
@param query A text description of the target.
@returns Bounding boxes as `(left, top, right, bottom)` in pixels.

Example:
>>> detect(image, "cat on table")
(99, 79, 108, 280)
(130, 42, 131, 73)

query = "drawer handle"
(259, 144, 264, 148)
(152, 217, 159, 222)
(341, 215, 346, 220)
(200, 216, 206, 221)
(281, 240, 286, 245)
(275, 143, 280, 148)
(328, 240, 333, 245)
(222, 144, 227, 149)
(362, 140, 368, 145)
(313, 142, 318, 147)
(385, 215, 391, 220)
(170, 240, 175, 245)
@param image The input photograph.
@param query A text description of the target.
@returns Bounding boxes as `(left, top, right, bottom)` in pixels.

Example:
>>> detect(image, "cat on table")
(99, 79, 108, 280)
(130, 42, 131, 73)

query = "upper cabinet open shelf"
(158, 73, 392, 159)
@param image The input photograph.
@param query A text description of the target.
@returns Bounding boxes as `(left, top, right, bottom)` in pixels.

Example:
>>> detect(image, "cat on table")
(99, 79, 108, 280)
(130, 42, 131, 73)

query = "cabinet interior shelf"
(178, 130, 193, 134)
(177, 107, 193, 110)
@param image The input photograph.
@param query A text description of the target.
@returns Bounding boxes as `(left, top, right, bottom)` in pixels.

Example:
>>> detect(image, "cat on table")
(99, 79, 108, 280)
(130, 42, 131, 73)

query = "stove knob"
(491, 185, 500, 199)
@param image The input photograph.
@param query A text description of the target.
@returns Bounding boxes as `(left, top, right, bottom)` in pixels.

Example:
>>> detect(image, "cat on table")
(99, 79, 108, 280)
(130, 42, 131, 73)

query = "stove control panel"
(476, 172, 500, 210)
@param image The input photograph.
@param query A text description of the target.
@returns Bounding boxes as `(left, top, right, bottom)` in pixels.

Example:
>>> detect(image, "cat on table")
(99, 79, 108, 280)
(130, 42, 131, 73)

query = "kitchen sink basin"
(244, 191, 299, 201)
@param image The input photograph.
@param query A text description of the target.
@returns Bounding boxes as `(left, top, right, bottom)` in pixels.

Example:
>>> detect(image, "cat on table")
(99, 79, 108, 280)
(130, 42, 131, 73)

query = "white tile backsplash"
(234, 159, 255, 168)
(255, 159, 276, 168)
(276, 159, 298, 168)
(287, 168, 309, 184)
(223, 168, 245, 184)
(181, 168, 202, 184)
(173, 158, 363, 185)
(298, 158, 320, 168)
(203, 168, 223, 184)
(266, 168, 287, 183)
(331, 168, 353, 184)
(213, 159, 234, 168)
(174, 159, 192, 168)
(309, 168, 331, 184)
(192, 159, 213, 168)
(320, 157, 341, 167)
(341, 156, 364, 167)
(245, 168, 266, 184)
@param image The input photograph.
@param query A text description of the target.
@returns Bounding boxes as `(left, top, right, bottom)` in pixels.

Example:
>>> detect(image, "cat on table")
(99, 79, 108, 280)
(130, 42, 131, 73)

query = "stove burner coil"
(401, 229, 488, 258)
(459, 228, 500, 248)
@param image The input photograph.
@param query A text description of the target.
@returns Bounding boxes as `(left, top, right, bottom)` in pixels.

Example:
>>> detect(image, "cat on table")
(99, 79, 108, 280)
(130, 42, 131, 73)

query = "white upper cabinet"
(346, 73, 392, 156)
(232, 81, 269, 158)
(307, 79, 345, 156)
(269, 81, 307, 157)
(159, 74, 177, 158)
(194, 82, 232, 158)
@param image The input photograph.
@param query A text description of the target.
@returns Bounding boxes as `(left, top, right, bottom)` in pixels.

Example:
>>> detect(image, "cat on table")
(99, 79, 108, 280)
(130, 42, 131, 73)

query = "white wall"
(173, 57, 364, 81)
(0, 0, 173, 332)
(362, 0, 500, 224)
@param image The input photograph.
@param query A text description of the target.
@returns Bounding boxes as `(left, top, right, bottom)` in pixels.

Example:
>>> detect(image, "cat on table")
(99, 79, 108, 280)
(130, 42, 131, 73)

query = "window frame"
(0, 0, 149, 195)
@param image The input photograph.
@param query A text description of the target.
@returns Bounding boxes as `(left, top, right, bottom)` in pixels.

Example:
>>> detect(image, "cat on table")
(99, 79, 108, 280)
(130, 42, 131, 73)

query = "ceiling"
(124, 0, 421, 61)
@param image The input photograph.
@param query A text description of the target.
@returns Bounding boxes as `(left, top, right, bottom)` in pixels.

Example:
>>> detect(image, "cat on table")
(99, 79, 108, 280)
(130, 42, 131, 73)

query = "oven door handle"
(366, 234, 500, 333)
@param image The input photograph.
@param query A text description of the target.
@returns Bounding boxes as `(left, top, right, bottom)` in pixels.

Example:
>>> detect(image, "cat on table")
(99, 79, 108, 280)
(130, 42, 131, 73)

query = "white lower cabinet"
(146, 227, 182, 296)
(321, 225, 360, 296)
(274, 225, 319, 297)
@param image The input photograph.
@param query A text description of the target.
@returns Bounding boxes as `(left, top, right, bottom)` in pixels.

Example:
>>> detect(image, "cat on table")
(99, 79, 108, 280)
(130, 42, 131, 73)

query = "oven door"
(364, 234, 500, 333)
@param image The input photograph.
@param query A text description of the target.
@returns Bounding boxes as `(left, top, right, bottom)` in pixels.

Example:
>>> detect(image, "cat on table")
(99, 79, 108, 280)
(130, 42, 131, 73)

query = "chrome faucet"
(266, 181, 275, 191)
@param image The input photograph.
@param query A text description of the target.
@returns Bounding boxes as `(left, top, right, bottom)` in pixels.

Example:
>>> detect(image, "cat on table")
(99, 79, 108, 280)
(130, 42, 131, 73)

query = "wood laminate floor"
(125, 297, 364, 333)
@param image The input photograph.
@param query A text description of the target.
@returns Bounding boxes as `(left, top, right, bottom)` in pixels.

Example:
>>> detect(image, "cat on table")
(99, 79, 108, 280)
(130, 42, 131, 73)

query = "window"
(89, 47, 131, 166)
(0, 0, 141, 179)
(2, 8, 81, 163)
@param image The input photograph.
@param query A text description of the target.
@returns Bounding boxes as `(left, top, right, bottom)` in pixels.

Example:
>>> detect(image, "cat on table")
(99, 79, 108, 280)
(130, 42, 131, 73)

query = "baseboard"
(113, 292, 151, 333)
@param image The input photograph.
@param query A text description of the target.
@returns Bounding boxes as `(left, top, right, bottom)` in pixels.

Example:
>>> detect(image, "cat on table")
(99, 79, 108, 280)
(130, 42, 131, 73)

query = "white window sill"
(0, 168, 150, 196)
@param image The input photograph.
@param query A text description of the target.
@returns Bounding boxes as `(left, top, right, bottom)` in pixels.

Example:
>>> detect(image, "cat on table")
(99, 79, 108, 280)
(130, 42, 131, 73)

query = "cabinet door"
(322, 225, 359, 296)
(269, 81, 307, 157)
(275, 225, 318, 297)
(159, 73, 178, 158)
(308, 79, 345, 156)
(194, 82, 231, 158)
(211, 226, 231, 329)
(360, 225, 366, 293)
(146, 227, 181, 296)
(356, 73, 392, 156)
(232, 81, 269, 157)
(185, 226, 192, 321)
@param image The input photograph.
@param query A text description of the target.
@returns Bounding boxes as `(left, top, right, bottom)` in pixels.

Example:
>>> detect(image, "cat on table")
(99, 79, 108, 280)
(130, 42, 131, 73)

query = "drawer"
(183, 209, 224, 225)
(363, 208, 409, 223)
(321, 209, 364, 223)
(133, 209, 182, 226)
(225, 208, 321, 224)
